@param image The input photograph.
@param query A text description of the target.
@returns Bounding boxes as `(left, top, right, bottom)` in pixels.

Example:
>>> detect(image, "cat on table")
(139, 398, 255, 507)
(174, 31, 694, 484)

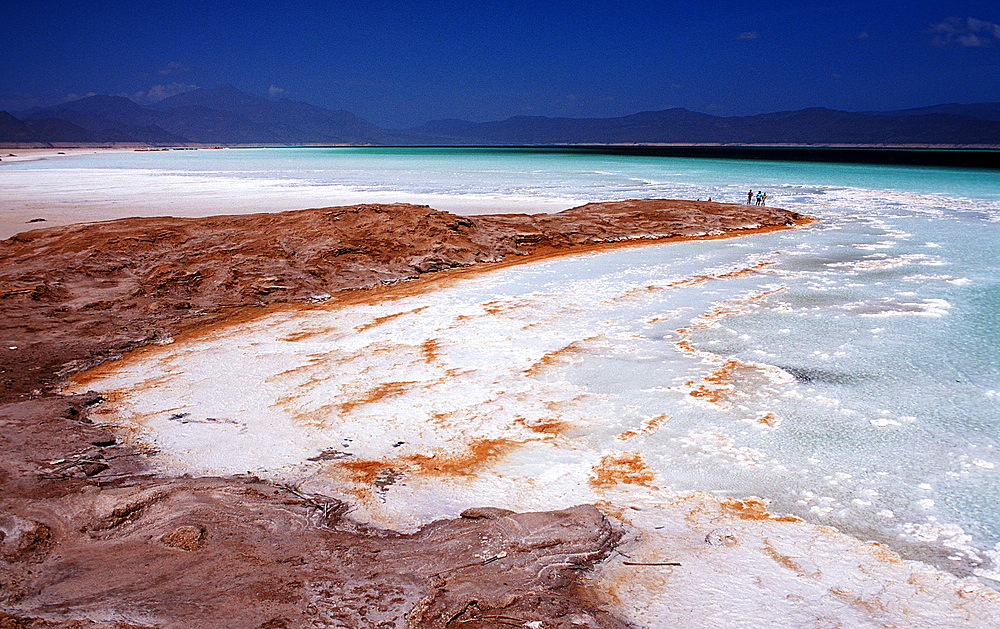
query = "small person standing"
(755, 191, 763, 206)
(761, 192, 767, 206)
(747, 189, 753, 205)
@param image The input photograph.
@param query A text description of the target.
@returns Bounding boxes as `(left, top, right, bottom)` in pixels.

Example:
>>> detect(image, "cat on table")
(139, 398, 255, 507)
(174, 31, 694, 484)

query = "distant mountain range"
(3, 85, 1000, 146)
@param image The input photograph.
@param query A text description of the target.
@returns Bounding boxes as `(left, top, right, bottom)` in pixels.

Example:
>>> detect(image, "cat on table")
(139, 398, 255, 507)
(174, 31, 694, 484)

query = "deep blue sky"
(3, 1, 999, 128)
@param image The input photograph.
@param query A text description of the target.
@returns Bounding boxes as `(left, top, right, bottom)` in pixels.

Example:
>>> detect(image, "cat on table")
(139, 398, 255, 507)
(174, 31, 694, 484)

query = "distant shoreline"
(3, 143, 998, 168)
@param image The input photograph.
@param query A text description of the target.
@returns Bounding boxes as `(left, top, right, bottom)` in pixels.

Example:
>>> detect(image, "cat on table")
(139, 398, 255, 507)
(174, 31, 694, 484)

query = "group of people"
(747, 189, 767, 206)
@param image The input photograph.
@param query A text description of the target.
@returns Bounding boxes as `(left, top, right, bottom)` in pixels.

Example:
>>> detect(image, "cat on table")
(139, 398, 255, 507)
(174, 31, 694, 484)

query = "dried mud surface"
(0, 200, 805, 628)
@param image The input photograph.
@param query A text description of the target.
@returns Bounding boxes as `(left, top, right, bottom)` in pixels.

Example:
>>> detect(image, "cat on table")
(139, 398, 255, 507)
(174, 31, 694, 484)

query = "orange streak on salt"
(337, 381, 419, 414)
(284, 402, 342, 429)
(589, 451, 658, 489)
(715, 259, 776, 279)
(403, 438, 517, 476)
(685, 358, 746, 404)
(672, 285, 789, 407)
(613, 258, 777, 304)
(420, 338, 441, 364)
(865, 542, 902, 564)
(333, 437, 521, 498)
(720, 498, 803, 523)
(523, 337, 597, 377)
(514, 416, 572, 436)
(762, 540, 812, 577)
(353, 306, 429, 332)
(756, 412, 781, 428)
(481, 297, 536, 316)
(280, 326, 334, 342)
(616, 413, 669, 441)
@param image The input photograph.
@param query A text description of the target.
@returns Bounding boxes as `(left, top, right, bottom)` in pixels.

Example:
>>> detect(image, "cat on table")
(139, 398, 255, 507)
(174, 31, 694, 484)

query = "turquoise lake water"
(6, 147, 1000, 583)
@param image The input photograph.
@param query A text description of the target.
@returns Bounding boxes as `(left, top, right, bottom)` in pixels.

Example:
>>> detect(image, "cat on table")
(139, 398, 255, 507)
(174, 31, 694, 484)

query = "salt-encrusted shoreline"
(3, 201, 997, 628)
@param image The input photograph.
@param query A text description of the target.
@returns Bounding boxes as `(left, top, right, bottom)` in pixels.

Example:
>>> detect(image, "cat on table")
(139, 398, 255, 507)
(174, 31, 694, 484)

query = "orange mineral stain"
(762, 540, 814, 577)
(721, 497, 773, 520)
(333, 437, 520, 494)
(721, 498, 802, 522)
(616, 413, 668, 441)
(337, 459, 396, 485)
(482, 297, 535, 316)
(420, 338, 441, 364)
(336, 381, 419, 414)
(403, 438, 518, 477)
(864, 541, 902, 564)
(715, 258, 776, 278)
(353, 306, 429, 333)
(756, 412, 781, 428)
(279, 325, 337, 343)
(514, 416, 571, 436)
(685, 358, 757, 405)
(589, 451, 657, 489)
(523, 338, 596, 376)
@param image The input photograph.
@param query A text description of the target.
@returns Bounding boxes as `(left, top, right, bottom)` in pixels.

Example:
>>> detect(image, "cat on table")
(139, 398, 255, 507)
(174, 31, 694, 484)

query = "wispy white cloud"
(928, 17, 1000, 47)
(62, 92, 97, 102)
(737, 31, 759, 40)
(130, 83, 198, 105)
(268, 85, 286, 97)
(857, 31, 869, 40)
(157, 62, 191, 76)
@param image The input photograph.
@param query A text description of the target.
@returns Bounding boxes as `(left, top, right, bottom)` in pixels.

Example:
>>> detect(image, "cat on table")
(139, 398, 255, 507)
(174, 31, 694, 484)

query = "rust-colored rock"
(158, 525, 205, 551)
(1, 477, 623, 628)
